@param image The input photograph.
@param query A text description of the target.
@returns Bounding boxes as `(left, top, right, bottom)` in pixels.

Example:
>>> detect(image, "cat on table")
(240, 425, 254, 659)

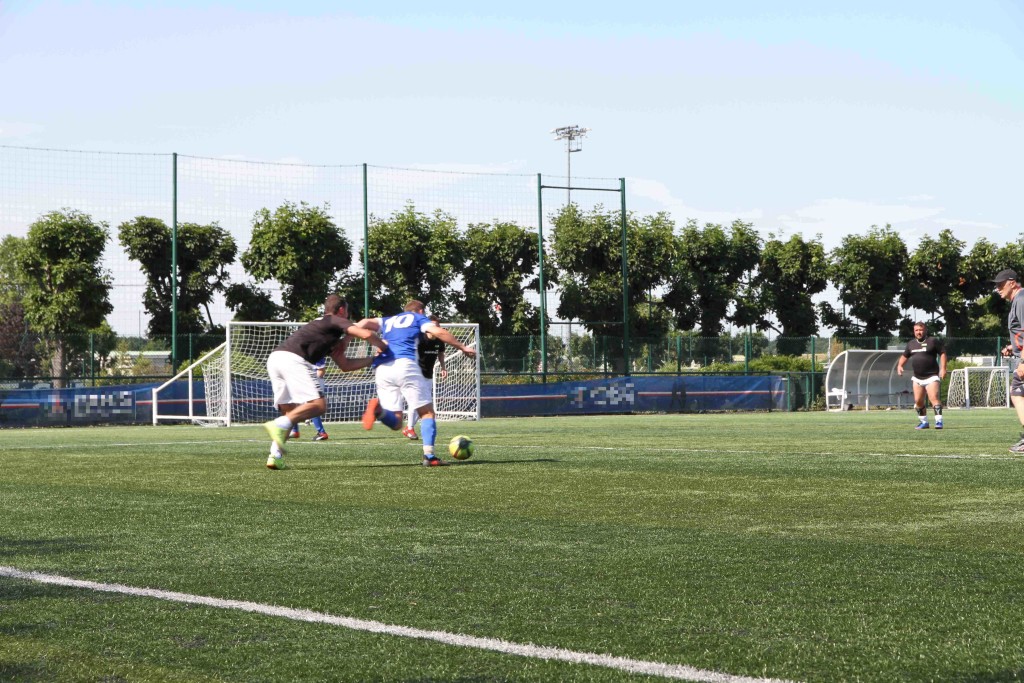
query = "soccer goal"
(946, 366, 1010, 409)
(152, 321, 480, 425)
(824, 349, 914, 411)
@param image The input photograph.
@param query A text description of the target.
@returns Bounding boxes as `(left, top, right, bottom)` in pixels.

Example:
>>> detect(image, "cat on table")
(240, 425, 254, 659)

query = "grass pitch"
(3, 411, 1024, 682)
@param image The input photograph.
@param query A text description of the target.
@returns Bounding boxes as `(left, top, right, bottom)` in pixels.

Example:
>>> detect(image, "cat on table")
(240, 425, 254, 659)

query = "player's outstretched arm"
(424, 323, 476, 357)
(330, 340, 376, 372)
(345, 322, 388, 352)
(354, 318, 381, 331)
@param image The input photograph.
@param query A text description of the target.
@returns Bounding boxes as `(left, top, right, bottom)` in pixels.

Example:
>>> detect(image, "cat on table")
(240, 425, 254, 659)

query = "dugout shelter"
(825, 349, 913, 411)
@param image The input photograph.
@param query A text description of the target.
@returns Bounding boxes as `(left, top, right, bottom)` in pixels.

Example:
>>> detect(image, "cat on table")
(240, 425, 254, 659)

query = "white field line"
(0, 566, 796, 683)
(572, 446, 1021, 460)
(5, 440, 1021, 460)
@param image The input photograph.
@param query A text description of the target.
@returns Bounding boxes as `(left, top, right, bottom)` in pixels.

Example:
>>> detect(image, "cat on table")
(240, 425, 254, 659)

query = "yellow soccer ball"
(448, 435, 473, 460)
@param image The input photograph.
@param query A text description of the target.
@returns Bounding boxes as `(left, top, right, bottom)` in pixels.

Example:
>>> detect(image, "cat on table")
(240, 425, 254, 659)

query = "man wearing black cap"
(993, 269, 1024, 452)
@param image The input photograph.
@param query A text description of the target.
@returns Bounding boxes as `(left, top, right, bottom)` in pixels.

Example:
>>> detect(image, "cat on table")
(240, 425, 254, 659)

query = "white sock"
(270, 443, 282, 457)
(274, 416, 292, 430)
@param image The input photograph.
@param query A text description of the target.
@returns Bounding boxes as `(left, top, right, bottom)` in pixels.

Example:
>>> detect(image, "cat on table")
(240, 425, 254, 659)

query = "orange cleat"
(361, 398, 379, 430)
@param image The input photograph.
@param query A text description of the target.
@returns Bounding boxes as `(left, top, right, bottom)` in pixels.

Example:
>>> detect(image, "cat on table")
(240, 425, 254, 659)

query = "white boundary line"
(0, 565, 796, 683)
(5, 439, 1021, 460)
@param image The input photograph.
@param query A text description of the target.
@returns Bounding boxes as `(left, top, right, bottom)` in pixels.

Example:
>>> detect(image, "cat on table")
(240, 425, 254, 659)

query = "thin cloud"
(628, 177, 763, 224)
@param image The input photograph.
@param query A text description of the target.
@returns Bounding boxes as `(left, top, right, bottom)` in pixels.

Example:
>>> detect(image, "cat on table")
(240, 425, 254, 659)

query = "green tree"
(899, 229, 995, 338)
(0, 236, 40, 378)
(821, 224, 908, 337)
(119, 216, 238, 336)
(224, 283, 283, 322)
(664, 219, 763, 338)
(759, 232, 828, 355)
(967, 237, 1024, 336)
(457, 221, 547, 335)
(14, 209, 113, 386)
(551, 205, 675, 341)
(364, 203, 462, 318)
(240, 201, 352, 318)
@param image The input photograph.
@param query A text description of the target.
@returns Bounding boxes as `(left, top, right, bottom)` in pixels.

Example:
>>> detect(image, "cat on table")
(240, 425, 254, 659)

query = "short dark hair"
(404, 299, 425, 313)
(324, 294, 348, 316)
(914, 321, 927, 328)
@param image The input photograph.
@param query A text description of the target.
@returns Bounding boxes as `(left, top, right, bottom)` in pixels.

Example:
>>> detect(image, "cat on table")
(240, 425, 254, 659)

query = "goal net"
(153, 321, 480, 425)
(946, 366, 1009, 409)
(824, 349, 914, 411)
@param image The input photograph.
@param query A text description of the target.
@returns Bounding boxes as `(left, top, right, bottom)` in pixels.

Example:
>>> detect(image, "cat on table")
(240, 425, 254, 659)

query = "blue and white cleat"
(915, 422, 930, 430)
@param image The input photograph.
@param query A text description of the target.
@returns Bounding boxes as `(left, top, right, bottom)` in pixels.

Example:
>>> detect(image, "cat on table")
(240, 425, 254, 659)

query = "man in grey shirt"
(994, 269, 1024, 452)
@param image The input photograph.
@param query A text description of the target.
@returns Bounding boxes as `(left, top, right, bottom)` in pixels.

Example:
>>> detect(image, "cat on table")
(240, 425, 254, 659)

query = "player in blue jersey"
(357, 300, 476, 466)
(403, 315, 447, 440)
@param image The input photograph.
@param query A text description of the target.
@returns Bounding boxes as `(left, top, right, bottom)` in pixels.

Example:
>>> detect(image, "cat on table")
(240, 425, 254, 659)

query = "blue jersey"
(374, 311, 432, 364)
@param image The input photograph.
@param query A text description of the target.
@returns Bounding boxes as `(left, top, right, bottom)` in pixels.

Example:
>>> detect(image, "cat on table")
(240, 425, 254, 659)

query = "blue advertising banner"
(0, 375, 787, 427)
(482, 375, 786, 417)
(0, 384, 154, 427)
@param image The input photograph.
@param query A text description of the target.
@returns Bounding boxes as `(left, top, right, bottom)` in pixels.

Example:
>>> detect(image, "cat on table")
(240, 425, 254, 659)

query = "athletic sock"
(311, 416, 325, 433)
(421, 418, 436, 447)
(274, 416, 293, 431)
(379, 409, 400, 430)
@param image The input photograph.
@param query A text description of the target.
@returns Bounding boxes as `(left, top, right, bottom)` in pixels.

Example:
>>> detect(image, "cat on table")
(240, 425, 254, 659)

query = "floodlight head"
(552, 125, 591, 141)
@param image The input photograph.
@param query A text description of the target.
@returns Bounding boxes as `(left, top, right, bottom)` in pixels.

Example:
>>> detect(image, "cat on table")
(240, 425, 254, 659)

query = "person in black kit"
(402, 314, 447, 440)
(896, 321, 947, 430)
(263, 295, 387, 469)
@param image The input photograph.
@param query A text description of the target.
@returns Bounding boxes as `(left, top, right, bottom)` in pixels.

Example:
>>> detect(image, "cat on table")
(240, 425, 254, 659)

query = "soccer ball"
(448, 435, 473, 460)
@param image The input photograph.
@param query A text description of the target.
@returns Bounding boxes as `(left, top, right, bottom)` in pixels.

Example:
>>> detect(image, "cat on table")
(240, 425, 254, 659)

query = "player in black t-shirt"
(402, 315, 447, 440)
(263, 295, 387, 469)
(896, 321, 947, 430)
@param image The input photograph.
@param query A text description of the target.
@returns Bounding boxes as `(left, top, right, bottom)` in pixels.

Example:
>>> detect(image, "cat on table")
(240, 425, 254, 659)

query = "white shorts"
(375, 358, 432, 413)
(267, 351, 321, 406)
(912, 375, 940, 387)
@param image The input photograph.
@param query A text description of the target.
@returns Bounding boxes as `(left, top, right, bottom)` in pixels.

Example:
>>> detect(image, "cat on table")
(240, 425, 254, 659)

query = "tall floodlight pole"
(551, 125, 590, 204)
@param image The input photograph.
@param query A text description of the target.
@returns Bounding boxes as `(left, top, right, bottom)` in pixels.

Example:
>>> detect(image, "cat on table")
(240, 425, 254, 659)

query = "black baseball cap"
(992, 269, 1018, 284)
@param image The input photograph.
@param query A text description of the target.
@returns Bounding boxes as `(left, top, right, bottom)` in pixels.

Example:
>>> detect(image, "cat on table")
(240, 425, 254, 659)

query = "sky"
(1, 0, 1023, 332)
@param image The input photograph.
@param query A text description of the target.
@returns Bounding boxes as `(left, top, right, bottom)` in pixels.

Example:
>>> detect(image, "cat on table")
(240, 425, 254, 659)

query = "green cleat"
(264, 421, 289, 453)
(266, 455, 287, 470)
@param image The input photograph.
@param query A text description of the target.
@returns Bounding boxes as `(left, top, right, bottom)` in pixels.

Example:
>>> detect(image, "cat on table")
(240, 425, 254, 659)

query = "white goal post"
(824, 349, 914, 411)
(153, 321, 480, 425)
(946, 366, 1010, 409)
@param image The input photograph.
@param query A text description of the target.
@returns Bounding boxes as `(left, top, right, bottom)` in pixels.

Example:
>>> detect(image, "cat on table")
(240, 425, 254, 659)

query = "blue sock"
(311, 416, 325, 433)
(379, 409, 400, 430)
(421, 418, 436, 447)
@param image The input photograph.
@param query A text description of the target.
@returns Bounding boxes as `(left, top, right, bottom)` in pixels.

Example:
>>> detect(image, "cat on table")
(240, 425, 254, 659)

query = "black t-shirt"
(275, 315, 351, 364)
(902, 337, 943, 379)
(417, 334, 445, 378)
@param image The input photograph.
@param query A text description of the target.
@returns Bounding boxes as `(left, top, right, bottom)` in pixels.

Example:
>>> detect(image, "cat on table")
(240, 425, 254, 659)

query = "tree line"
(1, 201, 1020, 382)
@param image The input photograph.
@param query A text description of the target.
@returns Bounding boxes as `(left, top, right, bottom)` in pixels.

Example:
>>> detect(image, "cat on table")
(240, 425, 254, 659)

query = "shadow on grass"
(0, 662, 55, 681)
(0, 537, 97, 559)
(353, 457, 561, 469)
(955, 670, 1024, 682)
